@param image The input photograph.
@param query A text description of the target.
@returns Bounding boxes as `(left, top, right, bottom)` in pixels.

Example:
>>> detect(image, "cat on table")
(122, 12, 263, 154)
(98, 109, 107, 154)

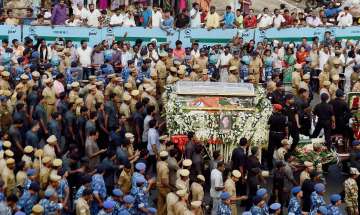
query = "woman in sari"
(283, 47, 296, 85)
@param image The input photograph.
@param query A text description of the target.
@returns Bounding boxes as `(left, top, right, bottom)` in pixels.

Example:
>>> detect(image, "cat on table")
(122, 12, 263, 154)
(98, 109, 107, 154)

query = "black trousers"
(289, 127, 300, 152)
(268, 131, 286, 170)
(311, 120, 332, 148)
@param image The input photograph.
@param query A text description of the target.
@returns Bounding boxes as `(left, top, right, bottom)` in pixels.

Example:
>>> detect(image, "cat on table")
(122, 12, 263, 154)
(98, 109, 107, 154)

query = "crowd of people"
(1, 0, 360, 29)
(0, 0, 360, 215)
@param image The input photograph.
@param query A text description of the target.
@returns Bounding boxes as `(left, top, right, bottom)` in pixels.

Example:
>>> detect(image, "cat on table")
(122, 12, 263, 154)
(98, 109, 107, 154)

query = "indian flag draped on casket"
(163, 81, 272, 161)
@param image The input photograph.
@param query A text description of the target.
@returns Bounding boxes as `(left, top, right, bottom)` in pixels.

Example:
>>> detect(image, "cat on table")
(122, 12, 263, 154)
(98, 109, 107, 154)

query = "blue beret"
(105, 54, 113, 62)
(148, 208, 157, 214)
(220, 192, 231, 200)
(270, 203, 281, 210)
(112, 188, 123, 197)
(119, 210, 131, 215)
(242, 212, 252, 215)
(353, 140, 360, 146)
(135, 162, 146, 171)
(124, 195, 135, 204)
(31, 51, 40, 59)
(104, 200, 116, 209)
(330, 194, 341, 204)
(354, 64, 360, 70)
(136, 176, 146, 184)
(29, 182, 40, 192)
(314, 183, 325, 193)
(318, 205, 328, 215)
(291, 186, 301, 195)
(16, 67, 24, 74)
(27, 168, 36, 176)
(44, 188, 54, 197)
(253, 195, 263, 205)
(14, 212, 26, 215)
(256, 188, 268, 198)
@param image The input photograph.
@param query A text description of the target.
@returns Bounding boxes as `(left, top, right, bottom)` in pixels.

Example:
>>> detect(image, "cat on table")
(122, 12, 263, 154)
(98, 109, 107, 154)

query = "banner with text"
(101, 26, 179, 47)
(22, 25, 102, 48)
(178, 28, 255, 48)
(254, 27, 326, 43)
(0, 25, 21, 44)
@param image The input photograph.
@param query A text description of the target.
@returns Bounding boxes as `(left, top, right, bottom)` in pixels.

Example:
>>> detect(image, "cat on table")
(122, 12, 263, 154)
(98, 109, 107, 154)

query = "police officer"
(267, 104, 287, 170)
(311, 93, 335, 149)
(283, 94, 300, 152)
(39, 188, 63, 214)
(217, 192, 232, 215)
(91, 165, 107, 215)
(173, 189, 191, 215)
(17, 182, 40, 214)
(98, 199, 116, 215)
(190, 175, 205, 201)
(330, 89, 351, 140)
(344, 168, 359, 215)
(157, 151, 171, 215)
(42, 78, 56, 118)
(75, 188, 92, 215)
(328, 194, 342, 215)
(310, 183, 326, 213)
(269, 203, 281, 215)
(224, 170, 247, 215)
(288, 186, 303, 215)
(131, 175, 149, 215)
(2, 158, 16, 196)
(106, 188, 123, 214)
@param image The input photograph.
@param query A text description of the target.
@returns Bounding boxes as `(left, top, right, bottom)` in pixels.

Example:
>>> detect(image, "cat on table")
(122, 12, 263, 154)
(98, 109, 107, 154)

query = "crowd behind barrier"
(3, 24, 360, 48)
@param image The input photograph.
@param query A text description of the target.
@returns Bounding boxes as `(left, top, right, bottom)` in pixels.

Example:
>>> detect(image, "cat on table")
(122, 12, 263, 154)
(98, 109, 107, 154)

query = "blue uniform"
(217, 202, 232, 215)
(39, 198, 62, 214)
(23, 178, 32, 191)
(250, 205, 265, 215)
(56, 178, 69, 201)
(17, 191, 38, 214)
(288, 196, 302, 215)
(91, 174, 107, 214)
(131, 186, 148, 215)
(131, 172, 148, 188)
(75, 185, 86, 200)
(97, 209, 113, 215)
(136, 67, 150, 83)
(310, 191, 325, 213)
(118, 205, 136, 215)
(106, 196, 122, 215)
(327, 204, 342, 215)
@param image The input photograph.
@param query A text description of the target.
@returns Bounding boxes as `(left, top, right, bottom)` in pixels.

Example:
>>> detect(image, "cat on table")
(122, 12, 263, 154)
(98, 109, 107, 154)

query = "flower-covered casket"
(164, 81, 272, 161)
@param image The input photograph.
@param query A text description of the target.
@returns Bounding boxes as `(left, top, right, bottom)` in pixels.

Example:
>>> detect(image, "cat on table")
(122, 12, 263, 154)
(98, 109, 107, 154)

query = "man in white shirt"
(84, 3, 101, 27)
(273, 8, 285, 28)
(257, 7, 273, 29)
(337, 7, 353, 27)
(147, 119, 160, 173)
(110, 8, 124, 26)
(73, 3, 88, 20)
(190, 2, 201, 28)
(217, 46, 233, 82)
(306, 10, 323, 27)
(76, 40, 92, 79)
(210, 161, 225, 215)
(152, 6, 163, 28)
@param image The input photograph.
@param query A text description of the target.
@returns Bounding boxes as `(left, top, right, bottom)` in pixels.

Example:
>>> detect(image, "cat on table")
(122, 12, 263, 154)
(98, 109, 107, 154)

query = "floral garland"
(164, 84, 273, 160)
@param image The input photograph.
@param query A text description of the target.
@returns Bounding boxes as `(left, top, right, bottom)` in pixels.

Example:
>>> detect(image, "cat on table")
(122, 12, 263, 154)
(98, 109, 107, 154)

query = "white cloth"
(142, 115, 153, 142)
(319, 50, 330, 70)
(210, 168, 223, 198)
(85, 9, 101, 27)
(337, 12, 353, 27)
(123, 16, 136, 27)
(257, 14, 273, 28)
(76, 46, 92, 67)
(152, 10, 162, 27)
(110, 14, 124, 25)
(273, 14, 285, 28)
(147, 128, 160, 155)
(190, 8, 201, 28)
